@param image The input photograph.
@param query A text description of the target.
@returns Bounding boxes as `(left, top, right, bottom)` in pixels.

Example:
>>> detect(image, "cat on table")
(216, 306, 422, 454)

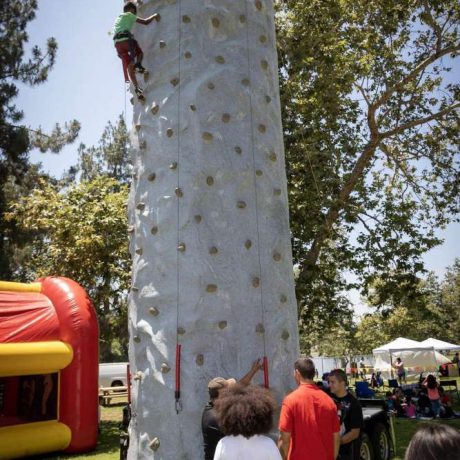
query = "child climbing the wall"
(113, 1, 160, 101)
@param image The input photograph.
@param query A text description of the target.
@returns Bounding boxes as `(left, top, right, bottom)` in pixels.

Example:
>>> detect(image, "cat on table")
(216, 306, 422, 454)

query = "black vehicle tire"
(112, 380, 124, 392)
(360, 432, 375, 460)
(371, 423, 391, 460)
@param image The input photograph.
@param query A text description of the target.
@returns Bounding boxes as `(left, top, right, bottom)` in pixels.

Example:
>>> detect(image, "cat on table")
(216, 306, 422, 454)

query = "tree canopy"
(277, 0, 460, 346)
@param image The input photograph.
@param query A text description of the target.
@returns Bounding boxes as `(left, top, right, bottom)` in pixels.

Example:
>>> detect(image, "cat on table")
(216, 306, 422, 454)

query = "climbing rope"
(174, 0, 183, 414)
(243, 0, 269, 388)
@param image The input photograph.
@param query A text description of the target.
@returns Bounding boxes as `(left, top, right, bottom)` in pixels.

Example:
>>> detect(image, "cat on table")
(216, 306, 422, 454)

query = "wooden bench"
(99, 386, 128, 406)
(440, 379, 459, 402)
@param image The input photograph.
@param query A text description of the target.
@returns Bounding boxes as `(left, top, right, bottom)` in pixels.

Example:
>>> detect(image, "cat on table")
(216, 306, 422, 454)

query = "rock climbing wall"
(127, 0, 299, 458)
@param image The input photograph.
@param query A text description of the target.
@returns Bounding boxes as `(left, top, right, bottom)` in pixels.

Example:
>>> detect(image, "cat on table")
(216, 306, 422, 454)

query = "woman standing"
(423, 374, 441, 418)
(213, 385, 281, 459)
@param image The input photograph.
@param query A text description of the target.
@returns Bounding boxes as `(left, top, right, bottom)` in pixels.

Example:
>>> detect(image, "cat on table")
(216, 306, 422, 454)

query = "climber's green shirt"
(113, 12, 137, 43)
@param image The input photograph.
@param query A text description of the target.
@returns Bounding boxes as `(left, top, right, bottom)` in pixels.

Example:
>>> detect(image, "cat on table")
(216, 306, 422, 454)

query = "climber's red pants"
(115, 39, 143, 82)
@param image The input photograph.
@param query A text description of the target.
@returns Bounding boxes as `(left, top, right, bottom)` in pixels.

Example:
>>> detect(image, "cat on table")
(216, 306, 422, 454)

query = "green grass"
(38, 404, 124, 460)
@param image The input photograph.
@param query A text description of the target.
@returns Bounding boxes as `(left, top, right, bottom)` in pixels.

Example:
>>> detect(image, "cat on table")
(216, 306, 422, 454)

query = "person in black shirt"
(201, 359, 263, 460)
(329, 368, 363, 460)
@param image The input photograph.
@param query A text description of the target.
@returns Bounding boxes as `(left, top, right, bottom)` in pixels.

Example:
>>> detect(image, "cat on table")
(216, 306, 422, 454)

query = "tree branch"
(373, 44, 460, 109)
(380, 102, 460, 139)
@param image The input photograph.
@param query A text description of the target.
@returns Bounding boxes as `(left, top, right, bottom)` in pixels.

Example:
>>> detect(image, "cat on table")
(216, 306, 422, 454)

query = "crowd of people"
(201, 357, 460, 460)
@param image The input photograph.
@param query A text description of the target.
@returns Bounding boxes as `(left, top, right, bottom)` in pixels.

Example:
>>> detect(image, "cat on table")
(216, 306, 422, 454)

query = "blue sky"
(17, 1, 459, 316)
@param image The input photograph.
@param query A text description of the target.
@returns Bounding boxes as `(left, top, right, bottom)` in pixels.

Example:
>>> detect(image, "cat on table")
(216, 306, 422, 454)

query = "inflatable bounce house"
(0, 277, 99, 459)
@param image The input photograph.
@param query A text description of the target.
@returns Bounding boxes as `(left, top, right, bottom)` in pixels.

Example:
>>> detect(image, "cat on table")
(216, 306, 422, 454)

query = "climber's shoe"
(135, 86, 145, 101)
(135, 63, 147, 74)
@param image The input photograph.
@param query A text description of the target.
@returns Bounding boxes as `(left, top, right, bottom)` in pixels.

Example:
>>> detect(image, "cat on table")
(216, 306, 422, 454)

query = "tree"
(0, 0, 80, 279)
(6, 176, 130, 360)
(278, 0, 460, 335)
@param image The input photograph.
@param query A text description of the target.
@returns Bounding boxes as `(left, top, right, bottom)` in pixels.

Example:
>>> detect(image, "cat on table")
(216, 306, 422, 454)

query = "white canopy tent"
(420, 338, 460, 351)
(373, 337, 451, 379)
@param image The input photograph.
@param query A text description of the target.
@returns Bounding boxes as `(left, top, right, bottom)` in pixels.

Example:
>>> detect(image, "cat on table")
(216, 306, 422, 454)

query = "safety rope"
(243, 0, 269, 388)
(174, 0, 183, 414)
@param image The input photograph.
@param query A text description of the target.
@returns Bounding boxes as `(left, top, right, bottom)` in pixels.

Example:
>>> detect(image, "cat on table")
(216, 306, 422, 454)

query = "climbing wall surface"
(127, 0, 299, 458)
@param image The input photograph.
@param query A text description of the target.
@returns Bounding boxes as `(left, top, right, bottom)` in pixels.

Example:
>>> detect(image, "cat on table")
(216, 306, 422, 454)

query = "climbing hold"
(161, 363, 171, 374)
(212, 17, 220, 27)
(261, 60, 269, 70)
(258, 124, 267, 133)
(194, 215, 202, 223)
(207, 82, 215, 90)
(135, 124, 141, 132)
(149, 307, 159, 316)
(159, 40, 166, 48)
(177, 243, 186, 252)
(190, 104, 197, 111)
(255, 323, 265, 333)
(274, 188, 282, 196)
(280, 294, 288, 303)
(215, 55, 225, 64)
(151, 102, 159, 114)
(136, 202, 146, 211)
(148, 172, 156, 182)
(259, 35, 267, 43)
(182, 15, 191, 23)
(167, 128, 174, 137)
(269, 152, 277, 162)
(196, 354, 204, 366)
(265, 95, 271, 103)
(130, 97, 134, 106)
(239, 15, 246, 23)
(241, 78, 250, 86)
(149, 438, 160, 452)
(128, 225, 135, 233)
(139, 140, 147, 150)
(184, 51, 192, 59)
(234, 146, 242, 154)
(282, 330, 290, 340)
(133, 335, 141, 343)
(133, 371, 143, 381)
(206, 176, 214, 186)
(175, 188, 183, 198)
(206, 284, 218, 293)
(202, 132, 214, 142)
(177, 326, 186, 335)
(218, 320, 227, 329)
(245, 240, 252, 250)
(273, 251, 282, 261)
(170, 161, 178, 170)
(222, 113, 231, 123)
(151, 226, 158, 235)
(170, 77, 180, 87)
(256, 170, 263, 176)
(209, 246, 218, 255)
(255, 0, 263, 10)
(237, 201, 247, 209)
(135, 248, 143, 255)
(252, 277, 260, 288)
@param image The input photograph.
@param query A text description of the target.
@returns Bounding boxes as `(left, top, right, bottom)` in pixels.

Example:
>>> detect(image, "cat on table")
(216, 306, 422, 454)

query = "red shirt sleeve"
(330, 403, 340, 433)
(279, 401, 293, 433)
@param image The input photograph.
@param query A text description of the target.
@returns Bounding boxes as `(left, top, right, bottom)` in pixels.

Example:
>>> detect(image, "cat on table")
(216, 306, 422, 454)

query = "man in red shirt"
(278, 358, 340, 460)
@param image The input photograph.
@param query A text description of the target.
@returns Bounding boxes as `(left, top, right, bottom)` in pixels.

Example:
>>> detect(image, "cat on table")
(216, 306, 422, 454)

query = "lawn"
(35, 377, 460, 459)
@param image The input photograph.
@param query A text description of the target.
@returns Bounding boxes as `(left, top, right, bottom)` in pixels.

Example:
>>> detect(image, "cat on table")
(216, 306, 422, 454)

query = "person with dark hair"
(328, 369, 363, 460)
(393, 357, 406, 384)
(278, 358, 340, 460)
(422, 374, 441, 418)
(112, 2, 161, 100)
(404, 423, 460, 460)
(213, 385, 282, 459)
(201, 359, 263, 460)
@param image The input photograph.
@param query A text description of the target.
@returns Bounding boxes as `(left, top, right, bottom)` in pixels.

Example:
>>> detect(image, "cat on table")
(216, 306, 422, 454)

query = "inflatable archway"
(0, 277, 99, 459)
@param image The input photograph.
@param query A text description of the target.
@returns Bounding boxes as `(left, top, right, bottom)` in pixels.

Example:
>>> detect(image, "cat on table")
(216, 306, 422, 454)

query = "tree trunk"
(128, 1, 299, 458)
